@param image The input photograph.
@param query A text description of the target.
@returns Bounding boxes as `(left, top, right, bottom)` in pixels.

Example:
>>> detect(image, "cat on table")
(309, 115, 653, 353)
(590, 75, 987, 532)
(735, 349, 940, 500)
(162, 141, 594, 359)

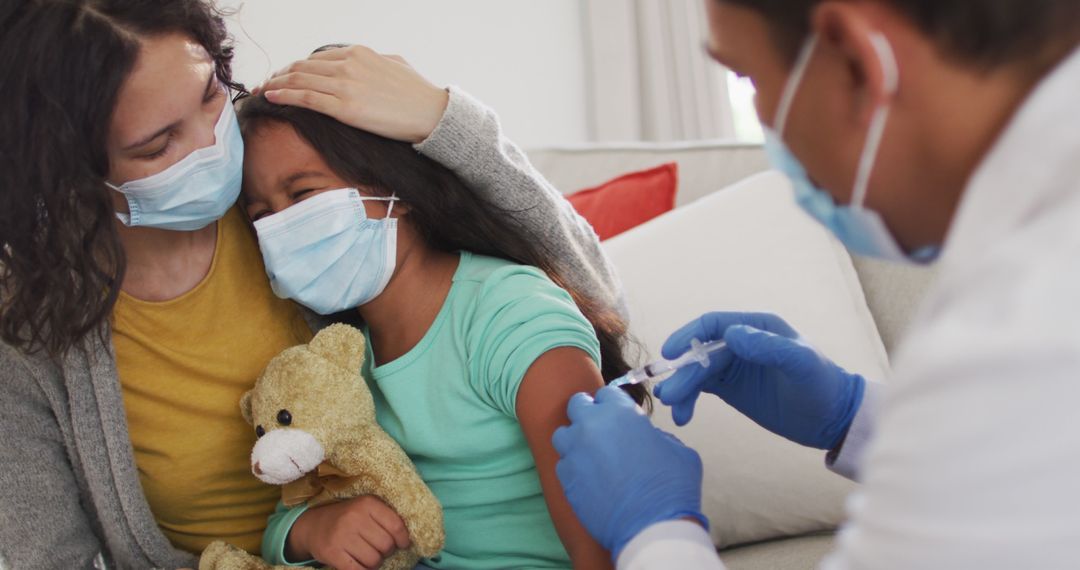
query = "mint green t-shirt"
(263, 251, 602, 569)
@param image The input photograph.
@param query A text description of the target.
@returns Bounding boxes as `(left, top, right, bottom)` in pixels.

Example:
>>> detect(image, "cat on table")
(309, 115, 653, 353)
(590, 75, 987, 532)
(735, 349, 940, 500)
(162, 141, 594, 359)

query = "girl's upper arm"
(516, 347, 614, 570)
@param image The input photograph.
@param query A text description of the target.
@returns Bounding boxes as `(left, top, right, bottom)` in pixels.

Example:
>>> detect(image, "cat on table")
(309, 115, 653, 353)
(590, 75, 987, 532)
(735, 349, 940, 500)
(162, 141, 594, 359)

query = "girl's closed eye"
(248, 207, 272, 222)
(290, 188, 317, 202)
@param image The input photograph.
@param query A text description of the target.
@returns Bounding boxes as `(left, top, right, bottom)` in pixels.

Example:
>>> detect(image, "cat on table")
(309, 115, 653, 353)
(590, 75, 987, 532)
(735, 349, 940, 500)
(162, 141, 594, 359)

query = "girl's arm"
(516, 346, 615, 570)
(262, 497, 410, 568)
(253, 46, 627, 319)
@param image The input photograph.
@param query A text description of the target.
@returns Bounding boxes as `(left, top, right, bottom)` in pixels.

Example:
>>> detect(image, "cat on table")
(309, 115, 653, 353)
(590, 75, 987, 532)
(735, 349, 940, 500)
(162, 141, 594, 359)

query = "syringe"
(610, 338, 727, 387)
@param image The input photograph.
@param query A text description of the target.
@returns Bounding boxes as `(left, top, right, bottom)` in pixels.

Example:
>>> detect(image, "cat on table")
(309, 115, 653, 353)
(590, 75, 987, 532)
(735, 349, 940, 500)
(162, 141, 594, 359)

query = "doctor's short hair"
(722, 0, 1080, 72)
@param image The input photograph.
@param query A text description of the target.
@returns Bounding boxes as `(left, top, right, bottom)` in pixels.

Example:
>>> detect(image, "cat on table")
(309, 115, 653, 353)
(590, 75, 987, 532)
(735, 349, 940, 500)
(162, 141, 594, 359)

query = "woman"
(0, 1, 624, 568)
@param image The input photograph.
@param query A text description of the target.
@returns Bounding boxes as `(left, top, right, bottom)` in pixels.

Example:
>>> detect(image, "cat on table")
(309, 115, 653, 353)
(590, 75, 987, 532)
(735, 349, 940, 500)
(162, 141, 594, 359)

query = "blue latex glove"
(655, 312, 865, 450)
(552, 385, 707, 561)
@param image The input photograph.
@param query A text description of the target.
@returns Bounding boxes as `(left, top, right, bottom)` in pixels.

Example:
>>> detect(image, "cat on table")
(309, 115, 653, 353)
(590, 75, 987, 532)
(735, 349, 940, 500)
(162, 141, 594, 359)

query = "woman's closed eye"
(138, 131, 176, 161)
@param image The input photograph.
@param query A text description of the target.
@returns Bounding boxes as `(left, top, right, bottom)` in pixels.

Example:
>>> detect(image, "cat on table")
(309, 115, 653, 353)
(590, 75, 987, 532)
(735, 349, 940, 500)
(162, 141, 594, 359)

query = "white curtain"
(582, 0, 735, 142)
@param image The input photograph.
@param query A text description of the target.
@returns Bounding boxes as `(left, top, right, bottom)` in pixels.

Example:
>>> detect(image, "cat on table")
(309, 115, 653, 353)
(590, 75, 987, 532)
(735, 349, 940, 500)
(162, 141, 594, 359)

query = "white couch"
(526, 141, 938, 569)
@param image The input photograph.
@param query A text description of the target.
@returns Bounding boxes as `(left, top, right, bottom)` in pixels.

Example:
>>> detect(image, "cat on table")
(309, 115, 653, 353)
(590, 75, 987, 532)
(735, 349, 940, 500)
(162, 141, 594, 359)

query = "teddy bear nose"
(253, 462, 264, 476)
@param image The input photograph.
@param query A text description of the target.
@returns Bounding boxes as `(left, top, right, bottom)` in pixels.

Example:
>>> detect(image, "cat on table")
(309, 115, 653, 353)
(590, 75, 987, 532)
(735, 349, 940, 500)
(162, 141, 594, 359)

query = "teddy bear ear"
(239, 390, 254, 426)
(307, 323, 366, 373)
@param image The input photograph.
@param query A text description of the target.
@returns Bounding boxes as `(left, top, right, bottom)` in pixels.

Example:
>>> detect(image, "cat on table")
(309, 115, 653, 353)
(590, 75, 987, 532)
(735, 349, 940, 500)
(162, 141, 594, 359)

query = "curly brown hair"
(0, 0, 243, 355)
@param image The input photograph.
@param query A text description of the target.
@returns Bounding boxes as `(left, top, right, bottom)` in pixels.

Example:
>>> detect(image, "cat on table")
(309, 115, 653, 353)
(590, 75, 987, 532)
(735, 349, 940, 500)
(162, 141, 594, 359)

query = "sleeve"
(825, 380, 882, 481)
(261, 501, 315, 566)
(822, 282, 1080, 568)
(415, 87, 629, 320)
(467, 266, 602, 418)
(0, 347, 102, 569)
(616, 521, 726, 570)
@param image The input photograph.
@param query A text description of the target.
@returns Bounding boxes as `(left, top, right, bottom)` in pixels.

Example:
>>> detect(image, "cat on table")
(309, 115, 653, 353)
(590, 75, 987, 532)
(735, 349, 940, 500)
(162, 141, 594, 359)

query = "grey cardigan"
(0, 88, 624, 570)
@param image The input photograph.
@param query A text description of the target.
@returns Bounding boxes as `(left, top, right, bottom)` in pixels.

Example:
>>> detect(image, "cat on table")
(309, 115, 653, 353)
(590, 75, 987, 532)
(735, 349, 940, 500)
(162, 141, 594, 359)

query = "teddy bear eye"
(277, 409, 292, 426)
(255, 425, 265, 438)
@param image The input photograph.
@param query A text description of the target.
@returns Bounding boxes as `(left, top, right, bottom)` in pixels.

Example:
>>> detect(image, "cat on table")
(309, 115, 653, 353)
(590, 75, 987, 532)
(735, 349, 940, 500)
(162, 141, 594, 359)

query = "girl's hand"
(253, 45, 450, 144)
(286, 495, 412, 569)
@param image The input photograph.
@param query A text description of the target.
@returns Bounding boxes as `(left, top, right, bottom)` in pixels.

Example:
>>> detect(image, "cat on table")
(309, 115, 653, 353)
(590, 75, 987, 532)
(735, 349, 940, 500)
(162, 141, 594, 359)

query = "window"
(728, 72, 764, 143)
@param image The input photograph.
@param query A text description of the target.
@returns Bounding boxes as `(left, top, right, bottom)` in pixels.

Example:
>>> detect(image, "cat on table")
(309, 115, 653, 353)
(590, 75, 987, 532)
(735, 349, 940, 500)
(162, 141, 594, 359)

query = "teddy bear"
(199, 323, 445, 570)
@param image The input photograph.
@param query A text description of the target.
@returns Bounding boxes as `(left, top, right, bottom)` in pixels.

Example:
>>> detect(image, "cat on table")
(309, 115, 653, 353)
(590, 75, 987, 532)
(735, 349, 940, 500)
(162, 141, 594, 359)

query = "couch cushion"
(602, 171, 890, 548)
(566, 162, 678, 240)
(849, 255, 938, 354)
(722, 532, 836, 570)
(528, 141, 768, 207)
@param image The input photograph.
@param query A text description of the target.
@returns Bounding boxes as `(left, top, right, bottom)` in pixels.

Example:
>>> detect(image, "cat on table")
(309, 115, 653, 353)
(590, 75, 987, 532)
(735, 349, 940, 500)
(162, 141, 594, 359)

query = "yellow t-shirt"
(112, 207, 313, 554)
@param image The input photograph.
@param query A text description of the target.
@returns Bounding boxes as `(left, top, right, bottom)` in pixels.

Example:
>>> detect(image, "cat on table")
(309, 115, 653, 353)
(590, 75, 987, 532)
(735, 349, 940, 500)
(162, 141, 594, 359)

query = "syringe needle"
(610, 339, 727, 388)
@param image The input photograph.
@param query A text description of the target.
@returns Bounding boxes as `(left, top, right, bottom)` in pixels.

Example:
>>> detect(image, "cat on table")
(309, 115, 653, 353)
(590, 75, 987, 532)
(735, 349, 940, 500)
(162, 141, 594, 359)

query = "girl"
(237, 84, 648, 569)
(0, 2, 623, 568)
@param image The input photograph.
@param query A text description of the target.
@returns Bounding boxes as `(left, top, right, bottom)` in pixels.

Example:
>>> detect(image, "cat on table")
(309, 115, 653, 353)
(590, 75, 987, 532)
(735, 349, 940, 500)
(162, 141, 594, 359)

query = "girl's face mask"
(253, 188, 400, 315)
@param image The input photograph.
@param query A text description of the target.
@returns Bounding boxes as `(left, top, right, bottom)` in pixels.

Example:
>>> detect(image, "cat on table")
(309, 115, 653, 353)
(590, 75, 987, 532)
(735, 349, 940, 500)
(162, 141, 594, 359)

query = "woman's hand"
(253, 45, 450, 144)
(286, 495, 412, 569)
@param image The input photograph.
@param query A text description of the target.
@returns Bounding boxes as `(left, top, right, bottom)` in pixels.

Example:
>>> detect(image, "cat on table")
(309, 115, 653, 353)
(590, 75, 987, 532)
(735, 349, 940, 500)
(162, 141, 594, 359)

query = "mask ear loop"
(850, 33, 900, 209)
(385, 194, 398, 219)
(774, 35, 820, 137)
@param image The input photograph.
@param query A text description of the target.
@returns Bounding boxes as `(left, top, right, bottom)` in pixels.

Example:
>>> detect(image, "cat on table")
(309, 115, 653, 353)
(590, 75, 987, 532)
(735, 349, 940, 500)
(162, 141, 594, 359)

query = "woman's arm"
(516, 347, 614, 570)
(414, 87, 626, 318)
(254, 46, 627, 319)
(0, 346, 103, 569)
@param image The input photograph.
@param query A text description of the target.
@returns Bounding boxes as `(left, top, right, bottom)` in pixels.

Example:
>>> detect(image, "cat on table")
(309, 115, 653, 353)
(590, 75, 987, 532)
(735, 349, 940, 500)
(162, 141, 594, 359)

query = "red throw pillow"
(566, 163, 678, 241)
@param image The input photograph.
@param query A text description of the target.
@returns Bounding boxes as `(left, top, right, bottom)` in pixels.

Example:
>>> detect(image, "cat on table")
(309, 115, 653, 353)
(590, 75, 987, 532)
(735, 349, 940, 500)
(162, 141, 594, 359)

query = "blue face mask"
(254, 188, 399, 315)
(107, 98, 243, 232)
(765, 35, 940, 264)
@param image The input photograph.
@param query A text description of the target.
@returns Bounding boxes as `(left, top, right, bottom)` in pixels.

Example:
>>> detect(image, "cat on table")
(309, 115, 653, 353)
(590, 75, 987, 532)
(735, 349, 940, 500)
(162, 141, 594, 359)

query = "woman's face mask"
(106, 100, 243, 232)
(764, 34, 940, 264)
(104, 35, 240, 232)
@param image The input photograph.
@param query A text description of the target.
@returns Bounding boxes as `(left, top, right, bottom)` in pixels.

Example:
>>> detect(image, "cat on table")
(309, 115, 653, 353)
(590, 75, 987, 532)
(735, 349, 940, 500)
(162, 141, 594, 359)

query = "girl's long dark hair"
(0, 0, 242, 355)
(238, 95, 649, 407)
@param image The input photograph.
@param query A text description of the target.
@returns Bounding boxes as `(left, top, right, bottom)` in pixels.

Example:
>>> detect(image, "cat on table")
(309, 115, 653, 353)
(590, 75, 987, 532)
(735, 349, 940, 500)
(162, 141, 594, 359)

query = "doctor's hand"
(252, 45, 449, 144)
(656, 312, 865, 450)
(553, 386, 707, 561)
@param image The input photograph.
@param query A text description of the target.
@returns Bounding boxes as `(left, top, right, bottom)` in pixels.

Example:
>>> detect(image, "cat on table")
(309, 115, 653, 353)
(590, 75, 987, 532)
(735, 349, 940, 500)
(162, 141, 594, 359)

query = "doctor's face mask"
(764, 34, 939, 264)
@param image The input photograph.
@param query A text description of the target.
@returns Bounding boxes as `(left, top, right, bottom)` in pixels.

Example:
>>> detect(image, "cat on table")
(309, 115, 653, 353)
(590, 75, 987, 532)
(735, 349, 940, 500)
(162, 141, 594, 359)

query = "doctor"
(553, 0, 1080, 568)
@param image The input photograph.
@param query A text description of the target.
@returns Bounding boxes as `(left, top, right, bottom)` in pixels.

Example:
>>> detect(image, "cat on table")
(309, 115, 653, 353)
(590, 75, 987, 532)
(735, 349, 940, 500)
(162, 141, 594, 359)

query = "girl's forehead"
(246, 123, 323, 169)
(242, 122, 341, 192)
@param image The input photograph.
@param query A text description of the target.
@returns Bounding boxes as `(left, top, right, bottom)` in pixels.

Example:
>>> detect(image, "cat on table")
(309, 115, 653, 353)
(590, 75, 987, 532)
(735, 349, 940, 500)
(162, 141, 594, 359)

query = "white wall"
(217, 0, 590, 148)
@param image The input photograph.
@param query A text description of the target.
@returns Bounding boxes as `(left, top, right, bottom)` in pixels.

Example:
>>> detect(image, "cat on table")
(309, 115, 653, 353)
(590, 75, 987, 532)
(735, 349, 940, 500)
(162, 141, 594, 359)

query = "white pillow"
(602, 171, 890, 548)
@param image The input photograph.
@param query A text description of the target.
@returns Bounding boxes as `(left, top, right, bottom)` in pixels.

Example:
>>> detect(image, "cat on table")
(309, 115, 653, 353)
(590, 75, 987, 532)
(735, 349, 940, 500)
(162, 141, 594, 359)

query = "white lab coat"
(618, 46, 1080, 570)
